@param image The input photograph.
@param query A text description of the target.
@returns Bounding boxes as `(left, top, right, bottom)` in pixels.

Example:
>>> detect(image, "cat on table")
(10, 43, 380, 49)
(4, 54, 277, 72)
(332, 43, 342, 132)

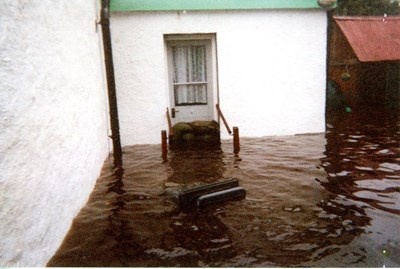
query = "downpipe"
(100, 0, 123, 169)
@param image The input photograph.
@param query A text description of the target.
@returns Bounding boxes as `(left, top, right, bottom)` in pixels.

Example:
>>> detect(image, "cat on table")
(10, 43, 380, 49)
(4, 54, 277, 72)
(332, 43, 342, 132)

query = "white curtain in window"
(174, 84, 207, 104)
(191, 46, 206, 82)
(172, 46, 207, 105)
(173, 47, 189, 83)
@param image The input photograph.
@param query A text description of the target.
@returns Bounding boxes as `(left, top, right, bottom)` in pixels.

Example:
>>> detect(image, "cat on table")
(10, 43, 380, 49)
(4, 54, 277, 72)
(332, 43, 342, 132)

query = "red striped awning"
(334, 16, 400, 62)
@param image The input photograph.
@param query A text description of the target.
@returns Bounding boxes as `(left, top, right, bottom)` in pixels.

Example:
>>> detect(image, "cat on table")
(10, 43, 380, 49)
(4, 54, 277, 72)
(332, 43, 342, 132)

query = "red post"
(161, 130, 168, 161)
(233, 127, 240, 154)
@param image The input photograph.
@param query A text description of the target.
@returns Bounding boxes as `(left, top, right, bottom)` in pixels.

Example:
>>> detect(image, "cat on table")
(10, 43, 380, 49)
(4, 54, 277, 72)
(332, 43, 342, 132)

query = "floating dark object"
(196, 187, 246, 208)
(178, 178, 240, 209)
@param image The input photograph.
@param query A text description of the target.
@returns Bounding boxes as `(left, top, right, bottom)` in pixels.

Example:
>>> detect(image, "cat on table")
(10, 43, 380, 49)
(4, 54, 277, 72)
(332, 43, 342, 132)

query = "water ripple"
(48, 111, 400, 267)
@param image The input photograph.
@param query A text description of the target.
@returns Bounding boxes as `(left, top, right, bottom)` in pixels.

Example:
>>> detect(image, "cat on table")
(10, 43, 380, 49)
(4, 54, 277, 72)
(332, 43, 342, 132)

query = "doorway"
(165, 34, 217, 124)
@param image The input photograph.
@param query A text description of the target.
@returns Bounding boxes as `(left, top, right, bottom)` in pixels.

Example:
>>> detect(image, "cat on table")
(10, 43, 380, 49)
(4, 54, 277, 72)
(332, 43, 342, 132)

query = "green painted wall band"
(110, 0, 323, 12)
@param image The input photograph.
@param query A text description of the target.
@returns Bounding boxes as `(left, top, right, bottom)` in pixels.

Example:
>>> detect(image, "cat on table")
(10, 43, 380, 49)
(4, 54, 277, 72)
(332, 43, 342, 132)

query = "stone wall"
(0, 1, 110, 266)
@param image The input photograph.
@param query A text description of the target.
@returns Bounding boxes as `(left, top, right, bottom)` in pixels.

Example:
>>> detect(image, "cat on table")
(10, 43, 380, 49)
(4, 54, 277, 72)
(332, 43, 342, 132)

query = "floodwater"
(48, 110, 400, 267)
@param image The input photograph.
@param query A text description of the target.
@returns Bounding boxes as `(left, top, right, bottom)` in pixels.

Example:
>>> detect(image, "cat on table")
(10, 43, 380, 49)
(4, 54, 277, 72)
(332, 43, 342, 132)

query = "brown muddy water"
(48, 111, 400, 267)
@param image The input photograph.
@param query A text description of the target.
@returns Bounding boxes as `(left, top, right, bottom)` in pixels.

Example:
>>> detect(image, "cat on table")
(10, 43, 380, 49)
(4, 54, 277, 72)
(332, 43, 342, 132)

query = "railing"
(166, 107, 174, 136)
(216, 104, 240, 154)
(216, 104, 232, 135)
(162, 107, 174, 162)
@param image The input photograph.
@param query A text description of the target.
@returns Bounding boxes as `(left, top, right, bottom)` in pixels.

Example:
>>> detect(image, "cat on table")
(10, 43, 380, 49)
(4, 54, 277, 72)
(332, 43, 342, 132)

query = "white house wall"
(0, 1, 110, 266)
(111, 9, 327, 145)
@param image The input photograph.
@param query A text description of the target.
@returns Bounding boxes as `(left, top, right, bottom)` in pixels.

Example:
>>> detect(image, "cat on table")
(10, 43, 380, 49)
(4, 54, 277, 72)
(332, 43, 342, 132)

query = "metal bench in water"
(196, 187, 246, 207)
(177, 178, 246, 210)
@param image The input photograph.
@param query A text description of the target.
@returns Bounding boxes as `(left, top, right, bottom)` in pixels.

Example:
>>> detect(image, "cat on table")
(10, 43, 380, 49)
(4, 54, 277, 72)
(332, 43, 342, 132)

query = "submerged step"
(178, 178, 239, 208)
(196, 187, 246, 208)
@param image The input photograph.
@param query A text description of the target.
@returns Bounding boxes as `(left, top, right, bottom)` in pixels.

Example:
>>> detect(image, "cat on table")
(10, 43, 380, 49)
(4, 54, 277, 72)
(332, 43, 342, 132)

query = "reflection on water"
(48, 111, 399, 267)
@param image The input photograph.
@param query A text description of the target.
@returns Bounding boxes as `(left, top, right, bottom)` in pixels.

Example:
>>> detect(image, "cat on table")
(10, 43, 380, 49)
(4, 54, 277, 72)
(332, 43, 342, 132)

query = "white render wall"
(111, 9, 327, 145)
(0, 1, 110, 266)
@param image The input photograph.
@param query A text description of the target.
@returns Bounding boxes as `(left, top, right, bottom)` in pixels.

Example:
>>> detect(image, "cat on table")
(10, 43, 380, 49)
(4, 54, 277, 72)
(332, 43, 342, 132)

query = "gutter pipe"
(325, 8, 335, 131)
(100, 0, 123, 169)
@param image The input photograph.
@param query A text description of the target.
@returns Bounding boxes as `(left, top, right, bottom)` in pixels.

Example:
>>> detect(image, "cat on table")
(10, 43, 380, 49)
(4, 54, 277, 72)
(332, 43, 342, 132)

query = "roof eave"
(110, 0, 323, 12)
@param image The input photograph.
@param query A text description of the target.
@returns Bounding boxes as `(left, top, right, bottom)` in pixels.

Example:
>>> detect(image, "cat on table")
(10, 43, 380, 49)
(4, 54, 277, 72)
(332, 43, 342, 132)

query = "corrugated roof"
(110, 0, 322, 12)
(334, 16, 400, 62)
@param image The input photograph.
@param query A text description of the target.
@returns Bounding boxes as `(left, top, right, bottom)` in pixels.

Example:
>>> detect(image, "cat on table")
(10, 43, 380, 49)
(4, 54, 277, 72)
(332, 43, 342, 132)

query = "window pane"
(194, 84, 207, 103)
(172, 47, 189, 83)
(191, 46, 206, 82)
(174, 85, 190, 104)
(174, 84, 207, 105)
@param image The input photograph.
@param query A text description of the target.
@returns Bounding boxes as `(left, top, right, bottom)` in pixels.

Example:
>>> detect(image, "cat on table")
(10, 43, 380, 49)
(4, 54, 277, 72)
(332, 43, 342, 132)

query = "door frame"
(164, 33, 219, 124)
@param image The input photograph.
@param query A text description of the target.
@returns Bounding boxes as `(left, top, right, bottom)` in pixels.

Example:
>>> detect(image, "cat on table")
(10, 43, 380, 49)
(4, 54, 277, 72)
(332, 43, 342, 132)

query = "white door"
(166, 37, 214, 124)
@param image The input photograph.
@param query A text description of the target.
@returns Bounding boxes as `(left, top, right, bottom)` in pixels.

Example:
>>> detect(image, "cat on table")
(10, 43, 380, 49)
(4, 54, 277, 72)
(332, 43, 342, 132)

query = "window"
(168, 41, 210, 106)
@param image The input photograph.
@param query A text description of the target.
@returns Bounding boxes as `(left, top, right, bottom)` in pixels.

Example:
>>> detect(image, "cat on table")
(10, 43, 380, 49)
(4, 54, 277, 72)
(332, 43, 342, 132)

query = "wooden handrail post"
(216, 104, 232, 135)
(166, 107, 174, 136)
(161, 130, 168, 161)
(233, 127, 240, 154)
